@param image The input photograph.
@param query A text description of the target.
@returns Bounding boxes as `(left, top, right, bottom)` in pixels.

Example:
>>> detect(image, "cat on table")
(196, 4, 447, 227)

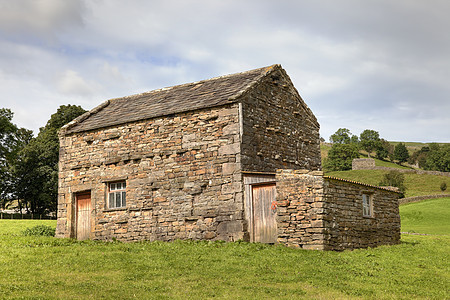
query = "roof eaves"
(60, 100, 110, 136)
(323, 176, 402, 194)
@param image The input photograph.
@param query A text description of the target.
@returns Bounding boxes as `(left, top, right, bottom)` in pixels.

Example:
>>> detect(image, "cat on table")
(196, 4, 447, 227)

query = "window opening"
(362, 193, 372, 217)
(108, 181, 126, 209)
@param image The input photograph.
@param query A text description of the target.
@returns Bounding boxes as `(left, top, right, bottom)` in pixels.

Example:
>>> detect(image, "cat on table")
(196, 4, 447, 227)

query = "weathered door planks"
(252, 183, 277, 243)
(76, 191, 91, 240)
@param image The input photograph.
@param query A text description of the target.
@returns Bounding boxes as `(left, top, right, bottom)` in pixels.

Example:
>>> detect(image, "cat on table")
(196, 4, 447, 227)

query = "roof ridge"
(228, 64, 280, 101)
(107, 64, 280, 103)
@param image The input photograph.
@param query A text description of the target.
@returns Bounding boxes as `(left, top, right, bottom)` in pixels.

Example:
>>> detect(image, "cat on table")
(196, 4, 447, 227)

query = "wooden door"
(76, 191, 91, 240)
(252, 183, 277, 243)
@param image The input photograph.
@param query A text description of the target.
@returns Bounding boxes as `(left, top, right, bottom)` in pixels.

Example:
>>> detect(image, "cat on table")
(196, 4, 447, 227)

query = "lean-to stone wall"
(56, 103, 245, 242)
(323, 177, 401, 250)
(275, 170, 327, 250)
(241, 68, 321, 173)
(276, 170, 401, 250)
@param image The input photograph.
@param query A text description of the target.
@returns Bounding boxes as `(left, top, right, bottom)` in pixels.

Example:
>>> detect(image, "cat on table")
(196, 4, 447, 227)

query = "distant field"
(321, 141, 450, 197)
(321, 142, 414, 170)
(389, 141, 449, 154)
(325, 169, 450, 197)
(321, 141, 450, 166)
(320, 143, 331, 162)
(373, 158, 412, 169)
(400, 197, 450, 235)
(0, 219, 449, 299)
(389, 141, 427, 154)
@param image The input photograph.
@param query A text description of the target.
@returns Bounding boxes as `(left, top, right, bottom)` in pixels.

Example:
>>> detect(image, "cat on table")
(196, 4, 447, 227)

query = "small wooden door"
(252, 183, 277, 243)
(76, 191, 91, 240)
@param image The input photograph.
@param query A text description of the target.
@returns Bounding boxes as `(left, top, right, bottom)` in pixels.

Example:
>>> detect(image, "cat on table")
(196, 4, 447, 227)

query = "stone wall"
(241, 68, 321, 173)
(352, 158, 450, 177)
(276, 170, 401, 250)
(352, 158, 376, 170)
(275, 169, 327, 250)
(323, 177, 401, 250)
(56, 103, 245, 242)
(399, 194, 450, 205)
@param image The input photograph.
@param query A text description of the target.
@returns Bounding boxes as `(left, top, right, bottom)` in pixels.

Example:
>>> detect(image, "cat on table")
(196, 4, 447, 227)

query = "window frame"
(362, 193, 373, 218)
(107, 181, 127, 209)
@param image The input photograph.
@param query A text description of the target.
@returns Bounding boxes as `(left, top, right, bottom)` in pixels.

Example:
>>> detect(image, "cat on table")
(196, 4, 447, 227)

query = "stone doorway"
(75, 191, 91, 240)
(252, 183, 277, 243)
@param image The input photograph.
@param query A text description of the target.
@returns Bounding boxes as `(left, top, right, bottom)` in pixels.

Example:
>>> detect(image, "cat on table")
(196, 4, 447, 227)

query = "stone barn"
(56, 64, 400, 250)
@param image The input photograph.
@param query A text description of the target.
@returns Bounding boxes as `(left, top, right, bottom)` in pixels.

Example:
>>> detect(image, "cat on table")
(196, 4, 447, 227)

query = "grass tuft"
(23, 224, 56, 237)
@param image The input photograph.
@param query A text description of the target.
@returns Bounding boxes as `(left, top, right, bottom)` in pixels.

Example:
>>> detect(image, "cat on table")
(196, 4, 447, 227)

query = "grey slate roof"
(64, 64, 280, 134)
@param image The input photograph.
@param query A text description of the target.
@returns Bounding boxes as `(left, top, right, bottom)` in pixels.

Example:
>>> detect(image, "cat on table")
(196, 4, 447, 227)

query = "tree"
(376, 139, 393, 160)
(409, 146, 430, 168)
(0, 108, 15, 201)
(359, 129, 380, 157)
(324, 143, 360, 171)
(330, 128, 352, 144)
(441, 182, 447, 192)
(350, 134, 360, 145)
(394, 143, 409, 164)
(379, 170, 406, 194)
(14, 105, 86, 214)
(424, 144, 450, 172)
(0, 109, 33, 211)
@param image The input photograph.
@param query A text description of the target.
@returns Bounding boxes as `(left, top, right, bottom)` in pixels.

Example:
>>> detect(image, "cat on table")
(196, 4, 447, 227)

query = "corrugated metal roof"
(323, 176, 402, 194)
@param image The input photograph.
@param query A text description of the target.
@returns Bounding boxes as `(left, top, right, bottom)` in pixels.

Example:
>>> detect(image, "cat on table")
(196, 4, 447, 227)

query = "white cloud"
(97, 62, 128, 87)
(0, 0, 449, 142)
(0, 0, 84, 38)
(57, 69, 100, 96)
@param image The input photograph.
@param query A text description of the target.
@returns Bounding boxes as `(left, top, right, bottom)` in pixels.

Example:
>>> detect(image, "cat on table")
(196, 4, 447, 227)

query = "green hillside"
(321, 143, 413, 170)
(322, 141, 450, 197)
(326, 169, 450, 197)
(400, 198, 450, 235)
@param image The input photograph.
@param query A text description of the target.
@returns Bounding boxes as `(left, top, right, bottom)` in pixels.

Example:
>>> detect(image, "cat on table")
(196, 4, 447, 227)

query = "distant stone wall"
(56, 103, 245, 242)
(276, 169, 401, 250)
(399, 194, 450, 205)
(352, 158, 376, 170)
(352, 158, 450, 177)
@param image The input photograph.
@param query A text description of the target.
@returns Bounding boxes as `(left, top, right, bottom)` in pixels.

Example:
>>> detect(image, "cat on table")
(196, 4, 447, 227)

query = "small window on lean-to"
(362, 193, 372, 217)
(108, 181, 126, 209)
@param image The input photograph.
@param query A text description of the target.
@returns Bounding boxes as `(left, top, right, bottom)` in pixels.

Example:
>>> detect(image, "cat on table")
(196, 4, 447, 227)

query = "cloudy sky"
(1, 0, 449, 142)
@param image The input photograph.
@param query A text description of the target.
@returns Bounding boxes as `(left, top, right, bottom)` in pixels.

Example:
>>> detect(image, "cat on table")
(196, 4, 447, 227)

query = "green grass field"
(400, 197, 450, 235)
(0, 202, 449, 300)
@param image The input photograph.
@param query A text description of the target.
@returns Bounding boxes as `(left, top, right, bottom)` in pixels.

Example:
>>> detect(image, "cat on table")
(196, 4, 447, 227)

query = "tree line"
(0, 105, 86, 215)
(324, 128, 450, 172)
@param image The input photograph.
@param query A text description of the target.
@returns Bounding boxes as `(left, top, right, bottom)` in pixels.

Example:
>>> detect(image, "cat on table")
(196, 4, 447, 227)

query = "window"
(108, 181, 126, 209)
(362, 193, 372, 217)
